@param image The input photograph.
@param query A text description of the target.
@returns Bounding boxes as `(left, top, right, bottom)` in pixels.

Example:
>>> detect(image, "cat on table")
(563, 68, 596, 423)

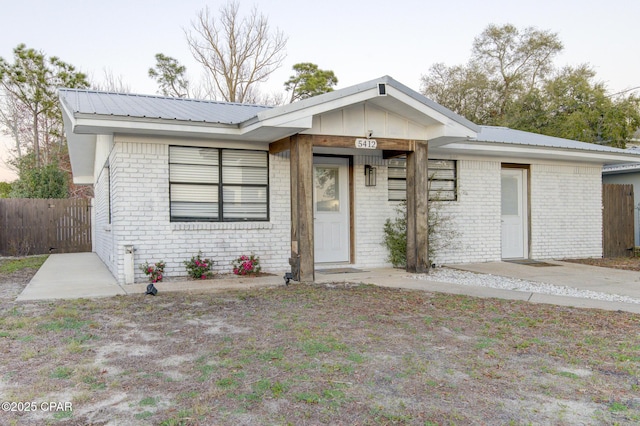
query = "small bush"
(140, 261, 165, 283)
(382, 199, 459, 268)
(184, 251, 213, 280)
(232, 254, 261, 276)
(383, 202, 407, 268)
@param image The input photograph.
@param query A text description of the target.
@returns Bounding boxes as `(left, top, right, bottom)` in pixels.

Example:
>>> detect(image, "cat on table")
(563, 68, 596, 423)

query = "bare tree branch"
(185, 1, 287, 103)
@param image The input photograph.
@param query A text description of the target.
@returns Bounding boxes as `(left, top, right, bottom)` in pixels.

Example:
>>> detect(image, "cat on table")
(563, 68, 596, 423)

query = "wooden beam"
(289, 134, 315, 282)
(269, 137, 291, 155)
(270, 134, 418, 154)
(297, 134, 417, 152)
(406, 141, 429, 273)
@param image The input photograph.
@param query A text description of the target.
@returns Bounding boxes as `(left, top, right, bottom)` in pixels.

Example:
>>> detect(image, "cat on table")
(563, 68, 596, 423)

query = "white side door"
(501, 168, 528, 259)
(314, 157, 350, 263)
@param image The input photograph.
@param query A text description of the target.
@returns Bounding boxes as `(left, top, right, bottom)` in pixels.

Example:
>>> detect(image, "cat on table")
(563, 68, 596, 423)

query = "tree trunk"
(33, 112, 39, 166)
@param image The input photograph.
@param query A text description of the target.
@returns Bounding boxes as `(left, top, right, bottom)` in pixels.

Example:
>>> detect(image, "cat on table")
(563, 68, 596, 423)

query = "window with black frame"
(387, 157, 457, 201)
(169, 146, 268, 221)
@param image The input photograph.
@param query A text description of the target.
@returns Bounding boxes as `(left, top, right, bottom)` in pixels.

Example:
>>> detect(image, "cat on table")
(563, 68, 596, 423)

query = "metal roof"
(475, 126, 635, 154)
(602, 163, 640, 174)
(58, 89, 272, 125)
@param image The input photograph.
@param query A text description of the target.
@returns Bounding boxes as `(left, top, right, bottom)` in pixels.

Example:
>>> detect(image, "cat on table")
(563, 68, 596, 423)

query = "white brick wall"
(431, 160, 502, 265)
(103, 140, 291, 284)
(94, 138, 604, 283)
(352, 154, 396, 268)
(530, 163, 602, 259)
(432, 160, 603, 263)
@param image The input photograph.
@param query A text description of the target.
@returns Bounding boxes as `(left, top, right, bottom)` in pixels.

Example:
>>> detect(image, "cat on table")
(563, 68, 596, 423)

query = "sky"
(1, 0, 639, 181)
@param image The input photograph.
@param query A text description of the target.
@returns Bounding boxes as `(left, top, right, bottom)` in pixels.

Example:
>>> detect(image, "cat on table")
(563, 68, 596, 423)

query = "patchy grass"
(0, 284, 638, 425)
(1, 258, 640, 424)
(0, 255, 48, 274)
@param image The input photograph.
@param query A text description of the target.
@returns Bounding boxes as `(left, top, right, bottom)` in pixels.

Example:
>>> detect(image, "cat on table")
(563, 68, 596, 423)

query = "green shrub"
(184, 251, 213, 279)
(382, 200, 459, 268)
(383, 202, 407, 268)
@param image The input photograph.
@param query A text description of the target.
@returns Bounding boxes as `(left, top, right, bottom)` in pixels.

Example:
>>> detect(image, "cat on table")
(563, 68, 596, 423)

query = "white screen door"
(314, 157, 350, 263)
(501, 168, 528, 259)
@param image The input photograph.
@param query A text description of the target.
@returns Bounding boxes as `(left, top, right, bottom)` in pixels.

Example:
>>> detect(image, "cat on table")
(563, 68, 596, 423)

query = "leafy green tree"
(0, 181, 11, 198)
(421, 62, 496, 124)
(422, 24, 562, 125)
(471, 24, 563, 116)
(284, 63, 338, 103)
(505, 65, 640, 147)
(9, 153, 68, 198)
(148, 53, 190, 98)
(0, 44, 89, 166)
(421, 24, 640, 147)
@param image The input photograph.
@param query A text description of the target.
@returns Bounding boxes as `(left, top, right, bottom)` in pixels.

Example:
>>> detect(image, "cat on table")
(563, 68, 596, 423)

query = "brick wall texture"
(94, 138, 603, 283)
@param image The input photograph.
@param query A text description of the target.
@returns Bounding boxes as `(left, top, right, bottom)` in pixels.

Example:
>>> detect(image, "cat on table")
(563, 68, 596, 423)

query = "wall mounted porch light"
(365, 165, 377, 186)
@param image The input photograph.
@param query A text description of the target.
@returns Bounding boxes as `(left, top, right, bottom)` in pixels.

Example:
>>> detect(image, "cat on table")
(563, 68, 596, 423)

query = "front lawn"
(1, 268, 638, 424)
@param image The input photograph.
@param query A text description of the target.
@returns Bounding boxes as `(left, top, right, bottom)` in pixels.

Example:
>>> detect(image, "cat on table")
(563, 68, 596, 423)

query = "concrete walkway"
(17, 253, 126, 301)
(15, 253, 640, 314)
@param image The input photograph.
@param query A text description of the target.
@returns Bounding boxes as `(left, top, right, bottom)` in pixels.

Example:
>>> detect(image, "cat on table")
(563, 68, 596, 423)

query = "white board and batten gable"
(253, 76, 479, 143)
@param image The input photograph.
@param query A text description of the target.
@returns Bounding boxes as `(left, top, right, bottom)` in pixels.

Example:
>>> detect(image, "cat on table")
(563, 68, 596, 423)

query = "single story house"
(59, 76, 640, 284)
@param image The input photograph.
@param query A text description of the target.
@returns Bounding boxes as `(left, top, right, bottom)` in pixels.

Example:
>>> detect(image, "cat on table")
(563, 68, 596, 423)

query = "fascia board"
(72, 175, 95, 185)
(241, 115, 313, 134)
(442, 142, 640, 165)
(72, 115, 243, 137)
(426, 123, 479, 141)
(384, 86, 480, 133)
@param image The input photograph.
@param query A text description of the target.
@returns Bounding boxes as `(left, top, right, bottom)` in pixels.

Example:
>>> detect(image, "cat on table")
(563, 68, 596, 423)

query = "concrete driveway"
(15, 253, 640, 313)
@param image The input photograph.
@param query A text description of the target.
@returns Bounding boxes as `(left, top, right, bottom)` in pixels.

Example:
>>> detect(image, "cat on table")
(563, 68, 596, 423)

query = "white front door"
(501, 168, 528, 259)
(314, 157, 350, 263)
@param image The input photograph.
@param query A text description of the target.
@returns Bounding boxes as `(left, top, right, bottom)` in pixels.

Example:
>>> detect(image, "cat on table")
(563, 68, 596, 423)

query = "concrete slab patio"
(15, 253, 640, 314)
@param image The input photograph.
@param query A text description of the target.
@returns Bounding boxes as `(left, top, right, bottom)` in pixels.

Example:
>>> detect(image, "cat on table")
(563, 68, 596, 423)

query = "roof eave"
(438, 141, 640, 165)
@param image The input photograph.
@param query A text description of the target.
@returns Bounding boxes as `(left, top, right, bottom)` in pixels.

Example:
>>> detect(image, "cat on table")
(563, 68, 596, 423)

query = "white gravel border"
(413, 268, 640, 305)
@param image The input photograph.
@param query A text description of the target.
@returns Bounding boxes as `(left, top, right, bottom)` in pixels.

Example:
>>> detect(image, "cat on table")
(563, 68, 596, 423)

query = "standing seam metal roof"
(58, 89, 272, 125)
(475, 126, 637, 154)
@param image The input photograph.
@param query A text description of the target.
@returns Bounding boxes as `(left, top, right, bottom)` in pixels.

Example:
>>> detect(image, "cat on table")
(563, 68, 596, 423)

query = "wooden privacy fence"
(0, 198, 92, 256)
(602, 184, 634, 258)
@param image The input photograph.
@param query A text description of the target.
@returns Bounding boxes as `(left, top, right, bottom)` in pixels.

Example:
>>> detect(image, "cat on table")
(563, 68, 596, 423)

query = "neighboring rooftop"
(603, 163, 640, 173)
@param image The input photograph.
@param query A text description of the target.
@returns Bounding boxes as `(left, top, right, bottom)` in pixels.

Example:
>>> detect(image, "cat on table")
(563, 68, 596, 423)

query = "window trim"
(169, 146, 270, 222)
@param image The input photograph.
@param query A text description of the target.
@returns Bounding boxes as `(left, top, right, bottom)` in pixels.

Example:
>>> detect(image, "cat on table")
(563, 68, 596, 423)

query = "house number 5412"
(355, 138, 377, 149)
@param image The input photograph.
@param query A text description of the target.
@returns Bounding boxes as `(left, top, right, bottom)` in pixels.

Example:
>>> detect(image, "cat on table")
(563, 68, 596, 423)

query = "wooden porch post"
(289, 135, 315, 282)
(406, 141, 429, 273)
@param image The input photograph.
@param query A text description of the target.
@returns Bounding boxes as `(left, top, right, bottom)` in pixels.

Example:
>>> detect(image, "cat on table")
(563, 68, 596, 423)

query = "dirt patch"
(0, 261, 41, 300)
(1, 260, 639, 425)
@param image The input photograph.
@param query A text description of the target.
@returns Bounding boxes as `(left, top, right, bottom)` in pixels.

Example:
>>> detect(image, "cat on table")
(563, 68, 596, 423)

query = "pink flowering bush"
(184, 251, 214, 279)
(232, 254, 261, 276)
(140, 261, 165, 283)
